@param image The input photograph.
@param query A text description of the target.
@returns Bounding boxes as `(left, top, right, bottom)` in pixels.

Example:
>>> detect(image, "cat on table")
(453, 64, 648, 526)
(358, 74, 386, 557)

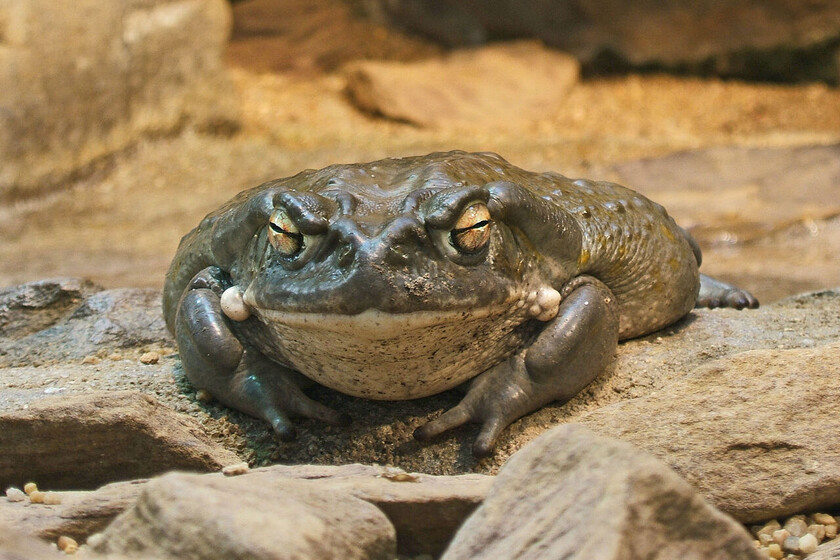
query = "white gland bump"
(528, 286, 562, 321)
(221, 285, 251, 321)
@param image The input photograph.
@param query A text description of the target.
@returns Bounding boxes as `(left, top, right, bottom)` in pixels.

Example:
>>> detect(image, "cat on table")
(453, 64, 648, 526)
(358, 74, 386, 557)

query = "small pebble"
(784, 516, 808, 537)
(758, 533, 774, 546)
(221, 462, 249, 476)
(81, 356, 100, 365)
(825, 523, 838, 538)
(57, 536, 78, 554)
(139, 351, 160, 365)
(766, 543, 783, 559)
(29, 490, 45, 503)
(756, 520, 782, 537)
(86, 533, 105, 549)
(812, 513, 836, 525)
(782, 535, 800, 553)
(807, 523, 826, 541)
(23, 482, 38, 495)
(773, 529, 790, 546)
(799, 533, 819, 555)
(5, 487, 26, 502)
(42, 492, 62, 505)
(195, 389, 214, 403)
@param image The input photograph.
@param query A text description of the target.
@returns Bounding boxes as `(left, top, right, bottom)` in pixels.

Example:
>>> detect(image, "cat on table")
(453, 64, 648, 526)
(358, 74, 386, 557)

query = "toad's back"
(535, 173, 699, 339)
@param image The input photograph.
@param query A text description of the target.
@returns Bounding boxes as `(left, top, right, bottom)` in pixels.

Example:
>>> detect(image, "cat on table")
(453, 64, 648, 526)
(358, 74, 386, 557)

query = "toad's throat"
(251, 307, 534, 400)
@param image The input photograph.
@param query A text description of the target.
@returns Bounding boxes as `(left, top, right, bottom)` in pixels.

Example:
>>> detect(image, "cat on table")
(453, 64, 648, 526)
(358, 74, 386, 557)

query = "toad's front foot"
(415, 276, 619, 457)
(174, 267, 350, 440)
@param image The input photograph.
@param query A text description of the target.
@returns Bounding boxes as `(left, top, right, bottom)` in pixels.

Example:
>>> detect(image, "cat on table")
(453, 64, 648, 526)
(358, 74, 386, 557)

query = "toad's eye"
(268, 208, 303, 256)
(450, 203, 491, 254)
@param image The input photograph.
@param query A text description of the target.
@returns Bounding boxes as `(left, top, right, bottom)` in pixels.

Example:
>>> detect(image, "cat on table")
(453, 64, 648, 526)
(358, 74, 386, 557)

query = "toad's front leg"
(174, 266, 349, 440)
(414, 276, 619, 457)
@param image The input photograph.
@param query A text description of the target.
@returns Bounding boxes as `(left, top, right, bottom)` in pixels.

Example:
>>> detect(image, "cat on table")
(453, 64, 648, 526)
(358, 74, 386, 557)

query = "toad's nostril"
(383, 245, 411, 266)
(337, 243, 355, 268)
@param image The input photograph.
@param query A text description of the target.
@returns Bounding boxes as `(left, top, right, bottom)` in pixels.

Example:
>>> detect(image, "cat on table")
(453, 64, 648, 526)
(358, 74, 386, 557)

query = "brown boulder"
(0, 0, 237, 197)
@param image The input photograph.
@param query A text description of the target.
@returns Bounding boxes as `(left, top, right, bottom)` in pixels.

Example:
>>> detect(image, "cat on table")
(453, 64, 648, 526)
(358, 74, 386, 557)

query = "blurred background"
(1, 0, 838, 302)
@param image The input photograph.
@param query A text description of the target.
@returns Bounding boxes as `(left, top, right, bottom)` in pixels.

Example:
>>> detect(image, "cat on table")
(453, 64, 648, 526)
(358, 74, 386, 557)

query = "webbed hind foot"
(696, 273, 759, 309)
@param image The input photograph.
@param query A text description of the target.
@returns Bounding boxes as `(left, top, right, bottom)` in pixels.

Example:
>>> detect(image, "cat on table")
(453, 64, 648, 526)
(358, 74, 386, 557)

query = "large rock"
(578, 342, 840, 523)
(812, 537, 840, 559)
(0, 391, 241, 490)
(367, 0, 840, 82)
(443, 424, 762, 560)
(0, 0, 237, 197)
(0, 278, 172, 367)
(90, 471, 397, 560)
(344, 41, 579, 127)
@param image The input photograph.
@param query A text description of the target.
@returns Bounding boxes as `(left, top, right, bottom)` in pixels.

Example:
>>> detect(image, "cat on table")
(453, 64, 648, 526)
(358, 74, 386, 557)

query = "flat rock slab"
(91, 470, 398, 560)
(443, 424, 762, 560)
(344, 41, 579, 127)
(0, 464, 491, 557)
(0, 479, 147, 543)
(0, 390, 241, 490)
(578, 342, 840, 524)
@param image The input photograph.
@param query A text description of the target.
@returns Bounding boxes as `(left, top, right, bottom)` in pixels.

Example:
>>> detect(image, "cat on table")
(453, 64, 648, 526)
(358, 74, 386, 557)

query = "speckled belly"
(252, 305, 534, 400)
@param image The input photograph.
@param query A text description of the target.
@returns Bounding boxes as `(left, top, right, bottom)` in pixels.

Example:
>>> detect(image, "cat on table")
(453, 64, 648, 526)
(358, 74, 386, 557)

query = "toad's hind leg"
(696, 273, 759, 309)
(174, 267, 350, 440)
(414, 276, 619, 457)
(678, 225, 759, 310)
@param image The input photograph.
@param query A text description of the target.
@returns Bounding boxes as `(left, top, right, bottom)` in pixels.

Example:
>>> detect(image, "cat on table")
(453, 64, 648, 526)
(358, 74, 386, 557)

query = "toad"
(163, 151, 757, 456)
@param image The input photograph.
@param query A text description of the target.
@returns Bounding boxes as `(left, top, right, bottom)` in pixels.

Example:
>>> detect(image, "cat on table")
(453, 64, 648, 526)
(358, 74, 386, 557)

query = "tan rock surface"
(578, 343, 840, 523)
(0, 522, 62, 560)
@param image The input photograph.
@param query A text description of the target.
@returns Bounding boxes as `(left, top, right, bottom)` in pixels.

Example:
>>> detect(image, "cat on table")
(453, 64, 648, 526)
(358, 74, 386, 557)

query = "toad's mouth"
(249, 305, 534, 400)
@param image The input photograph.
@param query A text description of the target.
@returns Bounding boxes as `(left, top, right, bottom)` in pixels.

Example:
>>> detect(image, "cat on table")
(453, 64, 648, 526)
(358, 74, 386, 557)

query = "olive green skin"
(163, 151, 756, 456)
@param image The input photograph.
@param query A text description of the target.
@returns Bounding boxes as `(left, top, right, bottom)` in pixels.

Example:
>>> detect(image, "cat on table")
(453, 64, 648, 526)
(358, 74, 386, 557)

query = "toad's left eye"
(268, 208, 304, 256)
(450, 203, 491, 254)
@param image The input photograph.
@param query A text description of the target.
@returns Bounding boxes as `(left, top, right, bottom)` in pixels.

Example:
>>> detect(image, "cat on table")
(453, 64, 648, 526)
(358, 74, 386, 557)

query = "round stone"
(799, 533, 819, 554)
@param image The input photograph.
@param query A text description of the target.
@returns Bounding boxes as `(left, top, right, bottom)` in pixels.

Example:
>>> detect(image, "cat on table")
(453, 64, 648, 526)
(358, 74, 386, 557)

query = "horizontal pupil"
(453, 220, 489, 234)
(270, 223, 302, 240)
